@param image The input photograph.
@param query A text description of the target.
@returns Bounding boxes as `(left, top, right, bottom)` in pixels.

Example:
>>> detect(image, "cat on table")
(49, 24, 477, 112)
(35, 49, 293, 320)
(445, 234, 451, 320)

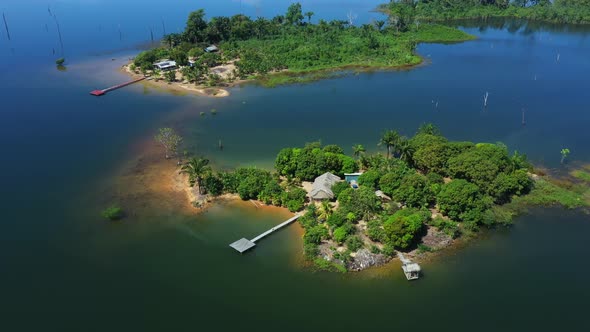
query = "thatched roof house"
(309, 172, 341, 200)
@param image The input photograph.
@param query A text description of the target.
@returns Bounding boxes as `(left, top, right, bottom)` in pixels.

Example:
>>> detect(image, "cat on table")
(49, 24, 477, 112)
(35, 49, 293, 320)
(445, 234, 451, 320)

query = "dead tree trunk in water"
(53, 14, 64, 56)
(2, 13, 11, 41)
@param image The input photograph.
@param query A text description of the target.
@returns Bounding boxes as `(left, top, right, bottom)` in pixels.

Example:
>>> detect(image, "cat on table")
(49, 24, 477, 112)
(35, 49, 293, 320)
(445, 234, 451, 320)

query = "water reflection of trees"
(447, 18, 590, 36)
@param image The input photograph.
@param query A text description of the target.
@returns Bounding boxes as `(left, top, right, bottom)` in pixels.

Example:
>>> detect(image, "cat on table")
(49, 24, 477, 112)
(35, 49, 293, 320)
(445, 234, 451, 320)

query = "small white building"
(153, 60, 177, 71)
(398, 252, 421, 280)
(402, 262, 421, 280)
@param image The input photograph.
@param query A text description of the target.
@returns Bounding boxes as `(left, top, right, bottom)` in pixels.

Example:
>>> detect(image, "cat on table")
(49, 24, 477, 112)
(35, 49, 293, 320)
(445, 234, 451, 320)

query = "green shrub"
(326, 210, 346, 228)
(286, 199, 304, 212)
(303, 242, 319, 259)
(358, 170, 381, 189)
(430, 216, 460, 238)
(333, 226, 349, 244)
(370, 245, 381, 254)
(367, 219, 385, 242)
(333, 249, 353, 264)
(345, 235, 364, 252)
(304, 225, 328, 244)
(202, 174, 224, 196)
(382, 208, 430, 249)
(313, 258, 346, 273)
(437, 179, 486, 221)
(417, 244, 433, 253)
(331, 181, 350, 199)
(101, 205, 123, 221)
(382, 243, 395, 257)
(281, 186, 307, 211)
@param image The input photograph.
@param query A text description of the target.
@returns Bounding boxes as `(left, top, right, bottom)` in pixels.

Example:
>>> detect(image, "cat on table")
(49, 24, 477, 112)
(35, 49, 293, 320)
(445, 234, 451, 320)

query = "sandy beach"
(120, 63, 231, 98)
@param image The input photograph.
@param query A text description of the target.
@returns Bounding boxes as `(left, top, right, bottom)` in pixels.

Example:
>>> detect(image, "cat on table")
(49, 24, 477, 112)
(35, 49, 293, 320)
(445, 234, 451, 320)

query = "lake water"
(1, 1, 590, 331)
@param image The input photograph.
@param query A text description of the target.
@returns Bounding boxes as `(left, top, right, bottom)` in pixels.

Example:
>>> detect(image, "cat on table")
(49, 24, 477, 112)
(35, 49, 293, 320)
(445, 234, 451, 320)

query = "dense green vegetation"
(177, 124, 589, 272)
(132, 3, 473, 87)
(380, 0, 590, 25)
(291, 124, 541, 271)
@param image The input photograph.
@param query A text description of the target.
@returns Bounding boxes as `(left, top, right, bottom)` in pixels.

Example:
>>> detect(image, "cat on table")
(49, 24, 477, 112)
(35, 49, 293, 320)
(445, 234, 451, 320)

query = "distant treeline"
(133, 3, 473, 85)
(381, 0, 590, 25)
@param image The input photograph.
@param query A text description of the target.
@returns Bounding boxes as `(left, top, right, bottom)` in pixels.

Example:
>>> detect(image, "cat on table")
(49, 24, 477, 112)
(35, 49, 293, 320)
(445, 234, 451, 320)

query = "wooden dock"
(90, 77, 145, 96)
(230, 214, 301, 253)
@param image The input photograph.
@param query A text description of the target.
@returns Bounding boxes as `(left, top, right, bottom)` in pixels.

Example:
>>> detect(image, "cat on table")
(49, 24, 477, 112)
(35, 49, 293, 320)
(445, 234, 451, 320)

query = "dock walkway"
(230, 214, 301, 253)
(90, 77, 145, 96)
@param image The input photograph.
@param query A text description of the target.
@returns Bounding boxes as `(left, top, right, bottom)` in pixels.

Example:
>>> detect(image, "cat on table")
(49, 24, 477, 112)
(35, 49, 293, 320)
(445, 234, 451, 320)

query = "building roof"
(153, 60, 177, 69)
(309, 172, 341, 200)
(344, 172, 363, 176)
(403, 263, 421, 273)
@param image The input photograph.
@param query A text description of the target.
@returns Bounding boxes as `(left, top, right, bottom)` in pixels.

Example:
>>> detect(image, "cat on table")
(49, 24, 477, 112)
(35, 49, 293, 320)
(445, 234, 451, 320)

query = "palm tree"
(378, 130, 400, 159)
(163, 34, 174, 49)
(305, 11, 314, 24)
(352, 144, 366, 159)
(374, 20, 386, 32)
(318, 201, 332, 222)
(180, 157, 211, 194)
(417, 123, 441, 136)
(397, 137, 415, 165)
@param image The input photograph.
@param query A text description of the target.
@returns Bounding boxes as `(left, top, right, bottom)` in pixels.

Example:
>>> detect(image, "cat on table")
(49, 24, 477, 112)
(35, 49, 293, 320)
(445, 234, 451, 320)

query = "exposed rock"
(347, 249, 389, 271)
(420, 226, 453, 250)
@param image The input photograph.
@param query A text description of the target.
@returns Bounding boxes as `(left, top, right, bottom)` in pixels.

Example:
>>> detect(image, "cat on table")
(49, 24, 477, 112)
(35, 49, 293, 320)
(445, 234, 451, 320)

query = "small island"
(124, 2, 475, 95)
(168, 124, 590, 273)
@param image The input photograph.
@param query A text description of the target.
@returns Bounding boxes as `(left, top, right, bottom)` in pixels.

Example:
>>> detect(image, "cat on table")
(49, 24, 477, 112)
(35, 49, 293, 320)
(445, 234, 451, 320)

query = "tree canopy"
(380, 0, 590, 24)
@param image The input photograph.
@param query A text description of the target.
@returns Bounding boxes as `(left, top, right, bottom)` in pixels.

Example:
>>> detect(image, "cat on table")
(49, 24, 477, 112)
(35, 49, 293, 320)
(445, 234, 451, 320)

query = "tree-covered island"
(379, 0, 590, 25)
(173, 124, 590, 273)
(126, 3, 474, 91)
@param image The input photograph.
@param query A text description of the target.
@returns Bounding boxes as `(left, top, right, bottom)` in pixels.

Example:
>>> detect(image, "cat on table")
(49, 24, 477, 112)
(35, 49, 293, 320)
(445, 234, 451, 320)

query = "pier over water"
(230, 214, 301, 253)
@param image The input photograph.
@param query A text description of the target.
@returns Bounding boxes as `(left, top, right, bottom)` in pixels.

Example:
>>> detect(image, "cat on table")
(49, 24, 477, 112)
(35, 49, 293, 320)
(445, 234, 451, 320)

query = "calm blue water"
(187, 22, 590, 169)
(1, 1, 590, 331)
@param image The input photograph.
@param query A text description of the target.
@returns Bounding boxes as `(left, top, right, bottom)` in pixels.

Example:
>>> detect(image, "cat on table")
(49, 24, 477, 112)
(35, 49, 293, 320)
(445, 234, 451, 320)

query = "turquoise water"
(1, 1, 590, 330)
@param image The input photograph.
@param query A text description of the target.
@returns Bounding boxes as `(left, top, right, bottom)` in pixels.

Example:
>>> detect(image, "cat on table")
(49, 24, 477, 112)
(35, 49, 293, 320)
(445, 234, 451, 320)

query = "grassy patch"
(504, 178, 589, 211)
(410, 24, 476, 43)
(313, 258, 347, 273)
(417, 244, 433, 253)
(257, 71, 344, 88)
(571, 170, 590, 183)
